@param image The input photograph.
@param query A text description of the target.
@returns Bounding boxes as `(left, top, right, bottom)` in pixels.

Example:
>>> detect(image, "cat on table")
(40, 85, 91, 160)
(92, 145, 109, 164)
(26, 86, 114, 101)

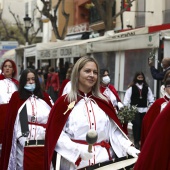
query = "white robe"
(8, 95, 51, 170)
(55, 96, 132, 170)
(0, 78, 18, 104)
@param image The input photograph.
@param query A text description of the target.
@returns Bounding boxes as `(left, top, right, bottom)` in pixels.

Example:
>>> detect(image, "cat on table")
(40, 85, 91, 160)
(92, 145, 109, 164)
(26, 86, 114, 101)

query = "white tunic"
(0, 78, 18, 104)
(8, 95, 52, 170)
(55, 95, 132, 170)
(123, 83, 155, 113)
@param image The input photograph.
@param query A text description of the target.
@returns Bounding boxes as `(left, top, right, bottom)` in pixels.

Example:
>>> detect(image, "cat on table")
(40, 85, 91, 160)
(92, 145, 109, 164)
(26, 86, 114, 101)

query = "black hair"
(100, 68, 109, 75)
(128, 71, 148, 87)
(19, 68, 44, 100)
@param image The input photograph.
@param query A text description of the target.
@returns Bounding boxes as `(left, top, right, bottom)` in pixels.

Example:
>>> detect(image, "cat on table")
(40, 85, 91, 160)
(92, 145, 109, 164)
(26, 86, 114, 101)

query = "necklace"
(136, 85, 143, 99)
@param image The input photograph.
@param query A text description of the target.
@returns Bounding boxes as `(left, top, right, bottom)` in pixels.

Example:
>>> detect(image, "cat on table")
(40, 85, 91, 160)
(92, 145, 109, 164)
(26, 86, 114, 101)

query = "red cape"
(141, 98, 166, 148)
(0, 74, 19, 86)
(0, 91, 52, 170)
(44, 93, 123, 170)
(100, 84, 121, 102)
(134, 101, 170, 170)
(58, 79, 70, 98)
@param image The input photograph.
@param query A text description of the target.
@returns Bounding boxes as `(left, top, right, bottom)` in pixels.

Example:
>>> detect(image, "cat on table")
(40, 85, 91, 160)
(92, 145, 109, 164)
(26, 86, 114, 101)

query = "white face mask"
(24, 83, 36, 92)
(102, 76, 111, 84)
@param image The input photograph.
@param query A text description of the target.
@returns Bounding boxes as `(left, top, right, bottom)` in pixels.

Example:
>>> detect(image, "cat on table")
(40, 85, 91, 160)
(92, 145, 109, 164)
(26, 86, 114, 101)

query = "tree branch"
(112, 0, 135, 20)
(61, 0, 70, 39)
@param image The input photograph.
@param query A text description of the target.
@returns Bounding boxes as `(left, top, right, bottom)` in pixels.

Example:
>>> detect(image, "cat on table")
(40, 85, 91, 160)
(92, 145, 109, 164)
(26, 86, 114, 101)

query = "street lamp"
(23, 14, 31, 45)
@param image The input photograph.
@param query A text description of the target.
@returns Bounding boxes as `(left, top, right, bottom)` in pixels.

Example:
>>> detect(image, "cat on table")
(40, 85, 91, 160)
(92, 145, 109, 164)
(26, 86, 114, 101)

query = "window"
(123, 49, 154, 92)
(94, 52, 116, 85)
(135, 0, 145, 27)
(163, 0, 170, 24)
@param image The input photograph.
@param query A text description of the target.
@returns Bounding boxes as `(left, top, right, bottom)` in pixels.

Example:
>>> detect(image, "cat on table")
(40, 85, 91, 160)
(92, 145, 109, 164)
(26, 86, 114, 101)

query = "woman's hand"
(80, 150, 94, 160)
(127, 146, 140, 158)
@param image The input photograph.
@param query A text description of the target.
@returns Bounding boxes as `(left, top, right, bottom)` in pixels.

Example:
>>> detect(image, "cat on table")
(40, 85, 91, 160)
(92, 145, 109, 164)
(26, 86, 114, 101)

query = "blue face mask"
(24, 84, 36, 92)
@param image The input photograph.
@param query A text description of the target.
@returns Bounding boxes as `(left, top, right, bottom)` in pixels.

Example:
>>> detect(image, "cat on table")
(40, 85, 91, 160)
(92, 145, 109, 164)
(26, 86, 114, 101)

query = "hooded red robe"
(0, 91, 52, 170)
(0, 74, 18, 166)
(134, 101, 170, 170)
(44, 91, 124, 170)
(141, 97, 167, 148)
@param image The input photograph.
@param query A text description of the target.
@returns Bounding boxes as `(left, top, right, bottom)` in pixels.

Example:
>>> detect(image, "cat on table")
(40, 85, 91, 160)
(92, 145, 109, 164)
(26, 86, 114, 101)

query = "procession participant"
(141, 77, 170, 148)
(99, 68, 128, 134)
(44, 56, 140, 170)
(123, 71, 154, 149)
(0, 59, 18, 151)
(0, 68, 53, 170)
(134, 101, 170, 170)
(100, 68, 124, 111)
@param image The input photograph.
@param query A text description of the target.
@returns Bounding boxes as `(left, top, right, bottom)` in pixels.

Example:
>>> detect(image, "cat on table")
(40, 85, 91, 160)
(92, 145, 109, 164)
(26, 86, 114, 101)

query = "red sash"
(24, 146, 45, 170)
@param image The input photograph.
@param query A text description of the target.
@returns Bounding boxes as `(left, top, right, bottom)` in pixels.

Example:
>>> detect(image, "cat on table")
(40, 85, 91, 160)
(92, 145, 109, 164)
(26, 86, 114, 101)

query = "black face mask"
(38, 72, 42, 75)
(136, 80, 143, 84)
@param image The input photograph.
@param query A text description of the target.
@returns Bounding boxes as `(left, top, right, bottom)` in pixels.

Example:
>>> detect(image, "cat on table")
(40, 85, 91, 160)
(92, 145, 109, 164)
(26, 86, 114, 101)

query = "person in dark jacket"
(149, 57, 170, 80)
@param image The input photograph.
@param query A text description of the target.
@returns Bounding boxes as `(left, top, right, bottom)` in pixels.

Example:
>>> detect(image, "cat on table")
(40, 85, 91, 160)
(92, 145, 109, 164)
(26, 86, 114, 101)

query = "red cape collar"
(100, 84, 121, 102)
(45, 94, 123, 170)
(0, 74, 19, 86)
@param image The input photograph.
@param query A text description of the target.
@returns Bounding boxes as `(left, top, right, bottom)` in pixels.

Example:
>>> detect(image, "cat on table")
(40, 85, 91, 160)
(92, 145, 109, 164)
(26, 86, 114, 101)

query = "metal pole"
(25, 27, 29, 45)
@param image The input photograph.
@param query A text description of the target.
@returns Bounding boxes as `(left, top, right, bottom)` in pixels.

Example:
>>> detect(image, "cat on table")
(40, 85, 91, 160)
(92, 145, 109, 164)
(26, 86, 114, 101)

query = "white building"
(114, 0, 170, 31)
(0, 0, 25, 25)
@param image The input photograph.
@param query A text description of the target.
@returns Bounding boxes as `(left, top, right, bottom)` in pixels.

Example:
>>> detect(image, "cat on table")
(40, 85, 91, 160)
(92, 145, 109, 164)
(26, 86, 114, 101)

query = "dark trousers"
(132, 112, 146, 143)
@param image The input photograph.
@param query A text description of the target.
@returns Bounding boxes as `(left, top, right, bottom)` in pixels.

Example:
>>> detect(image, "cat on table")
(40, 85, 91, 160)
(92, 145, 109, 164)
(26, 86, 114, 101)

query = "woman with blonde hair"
(44, 56, 140, 170)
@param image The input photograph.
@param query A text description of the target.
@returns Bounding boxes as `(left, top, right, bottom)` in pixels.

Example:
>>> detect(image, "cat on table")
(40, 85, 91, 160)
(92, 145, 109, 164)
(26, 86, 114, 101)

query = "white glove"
(18, 137, 27, 147)
(118, 102, 124, 110)
(80, 150, 94, 160)
(127, 146, 140, 158)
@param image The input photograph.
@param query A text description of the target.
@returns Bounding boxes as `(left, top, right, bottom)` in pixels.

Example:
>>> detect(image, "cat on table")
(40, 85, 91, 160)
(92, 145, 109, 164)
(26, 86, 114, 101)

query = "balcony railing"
(89, 3, 116, 24)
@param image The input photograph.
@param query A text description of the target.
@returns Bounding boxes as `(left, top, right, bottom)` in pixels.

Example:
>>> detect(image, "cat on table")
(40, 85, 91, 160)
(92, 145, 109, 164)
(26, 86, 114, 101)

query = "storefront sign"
(37, 46, 80, 59)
